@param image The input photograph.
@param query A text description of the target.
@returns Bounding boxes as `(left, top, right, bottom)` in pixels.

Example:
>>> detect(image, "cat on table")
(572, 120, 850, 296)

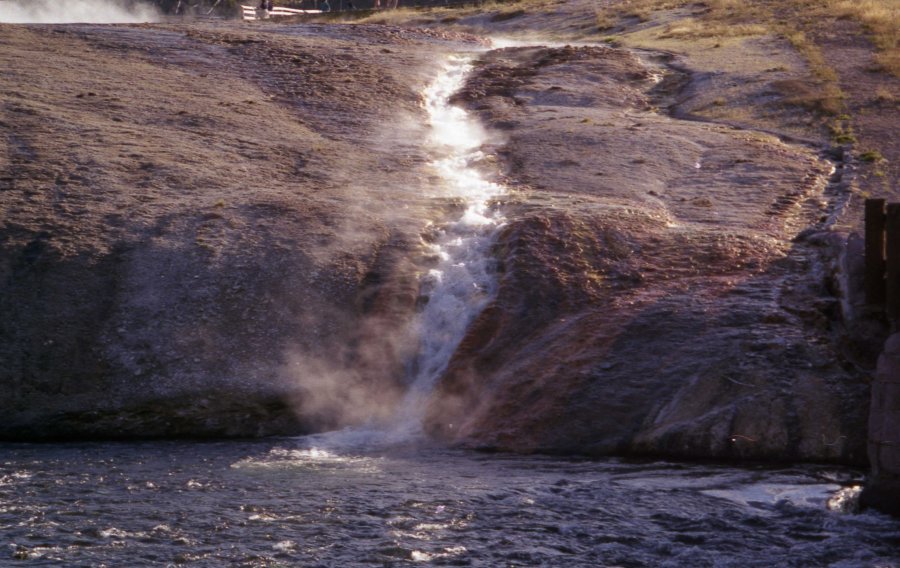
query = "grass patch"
(829, 122, 857, 144)
(874, 86, 897, 105)
(771, 79, 844, 115)
(592, 0, 849, 118)
(594, 8, 615, 31)
(769, 24, 847, 117)
(490, 9, 525, 22)
(860, 150, 885, 162)
(781, 30, 839, 82)
(356, 6, 432, 24)
(355, 0, 541, 25)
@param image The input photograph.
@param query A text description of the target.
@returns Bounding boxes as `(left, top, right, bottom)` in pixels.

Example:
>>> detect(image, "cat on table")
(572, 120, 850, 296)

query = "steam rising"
(0, 0, 159, 23)
(282, 54, 506, 447)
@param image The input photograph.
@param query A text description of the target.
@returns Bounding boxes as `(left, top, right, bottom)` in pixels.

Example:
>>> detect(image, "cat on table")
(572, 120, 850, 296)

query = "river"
(2, 439, 899, 566)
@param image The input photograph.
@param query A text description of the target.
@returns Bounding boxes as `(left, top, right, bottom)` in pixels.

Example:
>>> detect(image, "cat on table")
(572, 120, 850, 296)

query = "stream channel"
(2, 48, 900, 567)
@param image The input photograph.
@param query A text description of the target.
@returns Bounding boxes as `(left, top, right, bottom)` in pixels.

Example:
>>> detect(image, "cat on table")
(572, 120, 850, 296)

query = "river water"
(2, 439, 899, 566)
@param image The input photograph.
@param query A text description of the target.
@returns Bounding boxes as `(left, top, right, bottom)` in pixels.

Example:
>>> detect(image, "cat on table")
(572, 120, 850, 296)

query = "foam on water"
(6, 441, 892, 566)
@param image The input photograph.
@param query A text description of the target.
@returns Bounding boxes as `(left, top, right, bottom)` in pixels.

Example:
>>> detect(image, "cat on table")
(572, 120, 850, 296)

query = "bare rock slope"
(424, 45, 868, 464)
(0, 15, 873, 464)
(0, 21, 468, 438)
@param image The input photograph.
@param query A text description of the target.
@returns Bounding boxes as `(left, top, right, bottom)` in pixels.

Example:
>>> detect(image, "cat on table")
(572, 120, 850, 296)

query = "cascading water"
(391, 54, 506, 436)
(301, 53, 505, 449)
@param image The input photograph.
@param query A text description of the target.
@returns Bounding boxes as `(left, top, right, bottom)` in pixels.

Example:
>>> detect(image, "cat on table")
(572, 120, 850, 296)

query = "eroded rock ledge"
(0, 23, 872, 465)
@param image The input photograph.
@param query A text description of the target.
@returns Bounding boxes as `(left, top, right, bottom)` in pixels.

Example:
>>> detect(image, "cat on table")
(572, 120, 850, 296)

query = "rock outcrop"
(0, 19, 875, 465)
(863, 333, 900, 514)
(424, 45, 869, 464)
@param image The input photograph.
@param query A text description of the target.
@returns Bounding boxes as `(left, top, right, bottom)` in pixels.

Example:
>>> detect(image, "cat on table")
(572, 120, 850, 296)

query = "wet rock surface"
(425, 45, 869, 464)
(863, 333, 900, 514)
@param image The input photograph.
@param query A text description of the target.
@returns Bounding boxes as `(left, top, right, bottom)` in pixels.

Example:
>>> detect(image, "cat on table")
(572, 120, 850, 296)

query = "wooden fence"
(241, 5, 322, 19)
(865, 198, 900, 321)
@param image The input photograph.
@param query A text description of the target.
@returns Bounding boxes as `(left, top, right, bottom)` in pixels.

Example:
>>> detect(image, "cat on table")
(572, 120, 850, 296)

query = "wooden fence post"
(886, 203, 900, 322)
(866, 198, 887, 305)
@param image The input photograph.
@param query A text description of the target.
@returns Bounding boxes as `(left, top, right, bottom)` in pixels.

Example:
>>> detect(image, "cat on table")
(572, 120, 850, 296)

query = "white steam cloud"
(0, 0, 160, 23)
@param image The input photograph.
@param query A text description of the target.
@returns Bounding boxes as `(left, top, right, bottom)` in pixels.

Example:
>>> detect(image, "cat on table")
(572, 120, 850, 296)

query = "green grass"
(860, 150, 885, 162)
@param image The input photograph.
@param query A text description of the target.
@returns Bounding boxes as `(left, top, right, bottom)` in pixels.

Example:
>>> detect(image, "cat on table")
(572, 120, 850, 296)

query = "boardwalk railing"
(241, 5, 322, 20)
(866, 198, 900, 321)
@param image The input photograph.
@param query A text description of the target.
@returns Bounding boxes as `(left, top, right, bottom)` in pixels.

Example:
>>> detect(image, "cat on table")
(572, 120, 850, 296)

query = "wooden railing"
(865, 198, 900, 321)
(241, 5, 322, 20)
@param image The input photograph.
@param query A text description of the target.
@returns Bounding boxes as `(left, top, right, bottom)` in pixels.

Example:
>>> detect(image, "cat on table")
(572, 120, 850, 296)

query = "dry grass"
(656, 18, 767, 39)
(772, 78, 844, 116)
(594, 8, 616, 30)
(358, 7, 432, 24)
(358, 0, 544, 25)
(611, 0, 690, 13)
(781, 30, 839, 83)
(874, 86, 897, 105)
(833, 0, 900, 75)
(597, 0, 862, 117)
(597, 0, 898, 76)
(367, 0, 897, 77)
(617, 0, 687, 21)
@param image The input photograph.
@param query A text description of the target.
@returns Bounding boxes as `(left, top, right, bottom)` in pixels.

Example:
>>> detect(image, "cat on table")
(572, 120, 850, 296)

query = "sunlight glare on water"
(421, 56, 504, 214)
(422, 56, 486, 153)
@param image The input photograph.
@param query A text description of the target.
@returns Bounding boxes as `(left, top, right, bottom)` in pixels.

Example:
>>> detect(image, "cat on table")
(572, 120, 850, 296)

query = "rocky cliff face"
(424, 45, 869, 464)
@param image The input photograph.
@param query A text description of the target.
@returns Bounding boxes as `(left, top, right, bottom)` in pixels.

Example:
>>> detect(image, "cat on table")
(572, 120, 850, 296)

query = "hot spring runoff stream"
(2, 52, 900, 567)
